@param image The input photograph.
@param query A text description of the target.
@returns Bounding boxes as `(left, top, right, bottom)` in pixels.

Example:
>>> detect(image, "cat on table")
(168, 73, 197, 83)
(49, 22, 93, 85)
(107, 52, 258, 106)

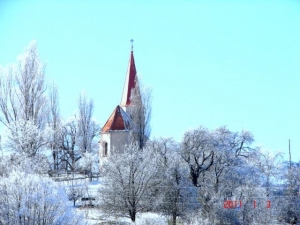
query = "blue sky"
(0, 0, 300, 161)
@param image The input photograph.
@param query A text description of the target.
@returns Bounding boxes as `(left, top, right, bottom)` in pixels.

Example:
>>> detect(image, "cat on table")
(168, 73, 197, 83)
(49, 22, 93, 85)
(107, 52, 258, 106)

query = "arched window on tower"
(104, 142, 108, 157)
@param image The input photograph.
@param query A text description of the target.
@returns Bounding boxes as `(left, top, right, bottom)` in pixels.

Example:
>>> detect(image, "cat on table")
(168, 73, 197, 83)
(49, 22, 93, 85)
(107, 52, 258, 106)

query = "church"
(99, 42, 140, 165)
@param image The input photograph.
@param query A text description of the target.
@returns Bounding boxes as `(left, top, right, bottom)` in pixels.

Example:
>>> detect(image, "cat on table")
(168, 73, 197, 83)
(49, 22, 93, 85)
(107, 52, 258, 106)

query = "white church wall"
(99, 133, 111, 157)
(99, 130, 130, 171)
(99, 132, 111, 171)
(110, 131, 130, 154)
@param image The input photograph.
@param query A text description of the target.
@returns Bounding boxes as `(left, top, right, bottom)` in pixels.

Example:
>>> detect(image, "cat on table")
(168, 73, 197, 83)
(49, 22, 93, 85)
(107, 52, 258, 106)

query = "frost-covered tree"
(277, 162, 300, 224)
(5, 119, 50, 157)
(179, 127, 214, 187)
(80, 151, 99, 180)
(255, 150, 283, 197)
(146, 137, 198, 224)
(159, 152, 198, 225)
(77, 93, 99, 154)
(51, 92, 99, 172)
(48, 83, 62, 170)
(99, 142, 160, 222)
(66, 184, 85, 207)
(0, 171, 87, 225)
(0, 41, 48, 128)
(128, 80, 152, 149)
(146, 137, 177, 167)
(204, 127, 256, 195)
(58, 117, 81, 172)
(178, 126, 260, 224)
(0, 41, 50, 162)
(0, 66, 18, 126)
(223, 163, 262, 225)
(0, 152, 50, 176)
(56, 93, 99, 173)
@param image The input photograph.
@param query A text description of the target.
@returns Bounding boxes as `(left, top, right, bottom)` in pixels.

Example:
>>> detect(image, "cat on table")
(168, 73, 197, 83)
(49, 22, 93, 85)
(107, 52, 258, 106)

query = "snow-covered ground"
(80, 209, 167, 225)
(54, 175, 291, 225)
(54, 175, 170, 225)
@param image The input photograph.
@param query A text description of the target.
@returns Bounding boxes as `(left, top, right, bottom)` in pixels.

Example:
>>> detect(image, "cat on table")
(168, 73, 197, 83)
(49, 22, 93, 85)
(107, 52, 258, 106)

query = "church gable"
(101, 105, 131, 132)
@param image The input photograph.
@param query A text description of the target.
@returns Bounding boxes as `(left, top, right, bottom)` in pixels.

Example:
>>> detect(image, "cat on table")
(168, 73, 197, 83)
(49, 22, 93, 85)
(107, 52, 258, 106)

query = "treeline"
(99, 127, 300, 224)
(0, 41, 100, 174)
(0, 41, 100, 224)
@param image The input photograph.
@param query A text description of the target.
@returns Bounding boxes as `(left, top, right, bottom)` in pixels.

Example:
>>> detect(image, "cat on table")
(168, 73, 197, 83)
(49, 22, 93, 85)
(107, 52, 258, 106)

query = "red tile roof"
(101, 105, 131, 132)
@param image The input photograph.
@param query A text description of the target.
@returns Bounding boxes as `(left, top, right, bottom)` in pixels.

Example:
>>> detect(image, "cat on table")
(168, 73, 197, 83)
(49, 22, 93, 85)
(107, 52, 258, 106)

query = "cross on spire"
(130, 39, 134, 51)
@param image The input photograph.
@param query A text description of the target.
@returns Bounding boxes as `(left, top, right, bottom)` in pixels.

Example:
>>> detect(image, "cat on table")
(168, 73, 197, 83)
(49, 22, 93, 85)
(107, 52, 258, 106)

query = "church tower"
(99, 41, 139, 165)
(120, 40, 140, 113)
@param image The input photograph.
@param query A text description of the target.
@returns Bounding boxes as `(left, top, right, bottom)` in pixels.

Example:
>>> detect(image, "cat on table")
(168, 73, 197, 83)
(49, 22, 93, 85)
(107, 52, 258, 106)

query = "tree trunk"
(191, 172, 198, 187)
(129, 209, 136, 222)
(172, 213, 177, 225)
(52, 151, 56, 170)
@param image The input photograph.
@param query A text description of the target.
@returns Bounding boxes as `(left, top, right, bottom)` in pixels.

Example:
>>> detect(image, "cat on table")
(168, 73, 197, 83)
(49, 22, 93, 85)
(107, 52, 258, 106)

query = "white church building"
(99, 44, 139, 165)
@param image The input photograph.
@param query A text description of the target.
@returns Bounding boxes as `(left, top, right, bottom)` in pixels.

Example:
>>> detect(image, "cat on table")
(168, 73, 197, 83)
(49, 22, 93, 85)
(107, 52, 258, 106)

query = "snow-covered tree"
(77, 93, 99, 153)
(178, 126, 261, 224)
(0, 171, 87, 225)
(0, 41, 51, 167)
(5, 119, 50, 157)
(79, 151, 99, 178)
(0, 66, 18, 126)
(128, 80, 152, 149)
(159, 152, 198, 225)
(0, 152, 50, 176)
(179, 126, 214, 187)
(145, 137, 198, 224)
(255, 150, 283, 197)
(47, 83, 62, 170)
(202, 127, 256, 197)
(99, 142, 160, 222)
(52, 93, 99, 173)
(0, 41, 48, 128)
(58, 117, 81, 172)
(66, 183, 85, 207)
(56, 102, 99, 173)
(0, 42, 100, 173)
(277, 162, 300, 224)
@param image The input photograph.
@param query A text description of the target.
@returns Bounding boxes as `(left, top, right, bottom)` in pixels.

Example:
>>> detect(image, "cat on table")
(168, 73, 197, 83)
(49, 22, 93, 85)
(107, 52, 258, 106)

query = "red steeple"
(120, 40, 138, 108)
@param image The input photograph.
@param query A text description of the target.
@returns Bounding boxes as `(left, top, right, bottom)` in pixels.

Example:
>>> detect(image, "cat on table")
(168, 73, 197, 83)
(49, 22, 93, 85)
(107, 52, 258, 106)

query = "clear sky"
(0, 0, 300, 161)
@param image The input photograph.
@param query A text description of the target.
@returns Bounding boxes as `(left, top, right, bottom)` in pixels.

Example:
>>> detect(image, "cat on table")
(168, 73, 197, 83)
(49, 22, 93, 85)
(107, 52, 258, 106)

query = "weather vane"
(130, 39, 134, 51)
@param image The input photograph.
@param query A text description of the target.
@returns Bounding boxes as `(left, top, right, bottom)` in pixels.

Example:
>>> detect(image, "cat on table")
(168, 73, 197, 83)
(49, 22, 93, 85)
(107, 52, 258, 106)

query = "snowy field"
(55, 175, 291, 225)
(54, 175, 170, 224)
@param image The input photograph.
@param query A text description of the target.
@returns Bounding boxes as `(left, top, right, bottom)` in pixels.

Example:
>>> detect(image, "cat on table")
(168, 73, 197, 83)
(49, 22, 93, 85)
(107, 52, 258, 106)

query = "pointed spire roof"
(101, 105, 131, 132)
(120, 41, 138, 108)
